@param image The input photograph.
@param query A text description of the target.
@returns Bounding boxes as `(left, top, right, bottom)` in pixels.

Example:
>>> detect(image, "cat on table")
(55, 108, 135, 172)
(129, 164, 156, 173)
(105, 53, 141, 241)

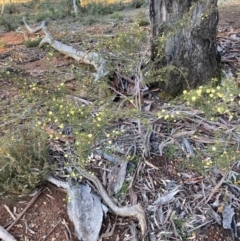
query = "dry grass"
(0, 0, 130, 5)
(218, 0, 240, 6)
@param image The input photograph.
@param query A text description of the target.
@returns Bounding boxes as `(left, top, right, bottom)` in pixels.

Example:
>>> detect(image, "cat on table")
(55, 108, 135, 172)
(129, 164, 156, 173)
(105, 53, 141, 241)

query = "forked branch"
(22, 17, 109, 81)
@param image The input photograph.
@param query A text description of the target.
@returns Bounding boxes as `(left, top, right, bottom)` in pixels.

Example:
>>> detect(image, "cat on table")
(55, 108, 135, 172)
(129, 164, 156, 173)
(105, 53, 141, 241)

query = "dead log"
(22, 17, 109, 81)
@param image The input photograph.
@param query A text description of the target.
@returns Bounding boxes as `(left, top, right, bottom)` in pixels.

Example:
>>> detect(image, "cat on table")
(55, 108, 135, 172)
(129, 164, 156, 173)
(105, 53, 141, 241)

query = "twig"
(195, 173, 227, 209)
(3, 205, 16, 221)
(187, 220, 213, 233)
(62, 219, 72, 240)
(6, 188, 43, 231)
(63, 229, 70, 241)
(41, 219, 61, 241)
(99, 222, 116, 240)
(204, 173, 228, 204)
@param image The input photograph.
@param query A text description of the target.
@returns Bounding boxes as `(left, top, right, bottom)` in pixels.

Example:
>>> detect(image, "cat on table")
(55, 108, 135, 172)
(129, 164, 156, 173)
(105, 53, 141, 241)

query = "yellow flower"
(212, 147, 216, 151)
(88, 134, 93, 138)
(196, 89, 202, 96)
(183, 90, 188, 95)
(191, 96, 197, 101)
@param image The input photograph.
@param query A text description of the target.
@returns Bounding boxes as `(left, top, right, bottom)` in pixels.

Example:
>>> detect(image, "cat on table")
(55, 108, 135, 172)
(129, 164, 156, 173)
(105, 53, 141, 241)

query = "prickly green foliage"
(0, 127, 50, 196)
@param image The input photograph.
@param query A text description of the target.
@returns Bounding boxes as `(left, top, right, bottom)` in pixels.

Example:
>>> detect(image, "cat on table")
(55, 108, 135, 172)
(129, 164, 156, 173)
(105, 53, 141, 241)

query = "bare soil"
(0, 2, 240, 241)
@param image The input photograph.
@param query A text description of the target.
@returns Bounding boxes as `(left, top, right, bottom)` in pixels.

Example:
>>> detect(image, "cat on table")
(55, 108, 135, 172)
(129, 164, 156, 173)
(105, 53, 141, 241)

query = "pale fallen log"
(72, 164, 148, 240)
(22, 17, 109, 81)
(47, 176, 106, 241)
(0, 226, 16, 241)
(47, 167, 148, 240)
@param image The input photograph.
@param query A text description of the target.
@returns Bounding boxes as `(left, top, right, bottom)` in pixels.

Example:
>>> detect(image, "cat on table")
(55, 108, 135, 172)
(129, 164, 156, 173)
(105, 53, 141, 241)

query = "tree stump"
(147, 0, 220, 96)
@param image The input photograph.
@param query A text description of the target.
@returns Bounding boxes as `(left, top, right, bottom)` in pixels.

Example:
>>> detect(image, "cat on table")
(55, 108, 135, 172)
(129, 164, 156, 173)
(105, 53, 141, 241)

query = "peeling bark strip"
(148, 0, 219, 95)
(73, 164, 148, 240)
(23, 17, 109, 81)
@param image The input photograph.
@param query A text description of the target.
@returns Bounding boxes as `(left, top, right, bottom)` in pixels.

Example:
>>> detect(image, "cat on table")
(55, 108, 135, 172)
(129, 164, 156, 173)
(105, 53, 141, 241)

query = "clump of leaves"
(131, 0, 145, 8)
(0, 15, 21, 31)
(0, 41, 6, 48)
(82, 1, 124, 15)
(182, 78, 240, 119)
(25, 38, 42, 48)
(134, 10, 150, 26)
(83, 15, 97, 25)
(0, 126, 51, 196)
(110, 11, 123, 20)
(3, 4, 19, 14)
(137, 19, 150, 27)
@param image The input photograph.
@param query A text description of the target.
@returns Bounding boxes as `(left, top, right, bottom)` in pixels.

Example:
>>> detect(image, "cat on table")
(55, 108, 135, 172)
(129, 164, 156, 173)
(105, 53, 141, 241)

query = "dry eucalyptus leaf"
(153, 188, 181, 206)
(107, 161, 128, 194)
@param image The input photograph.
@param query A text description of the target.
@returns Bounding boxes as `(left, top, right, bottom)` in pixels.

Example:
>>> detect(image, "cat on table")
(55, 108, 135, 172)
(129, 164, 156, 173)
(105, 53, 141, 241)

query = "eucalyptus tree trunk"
(73, 0, 79, 16)
(147, 0, 220, 96)
(1, 0, 4, 15)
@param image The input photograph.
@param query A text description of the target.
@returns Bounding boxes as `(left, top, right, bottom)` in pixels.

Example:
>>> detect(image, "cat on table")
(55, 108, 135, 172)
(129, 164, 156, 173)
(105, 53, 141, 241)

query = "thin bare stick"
(3, 206, 16, 220)
(6, 188, 43, 231)
(41, 219, 61, 241)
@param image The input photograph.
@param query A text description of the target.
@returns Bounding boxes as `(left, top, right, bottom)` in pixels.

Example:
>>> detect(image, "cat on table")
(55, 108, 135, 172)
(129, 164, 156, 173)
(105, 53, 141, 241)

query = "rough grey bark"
(147, 0, 219, 96)
(72, 0, 79, 16)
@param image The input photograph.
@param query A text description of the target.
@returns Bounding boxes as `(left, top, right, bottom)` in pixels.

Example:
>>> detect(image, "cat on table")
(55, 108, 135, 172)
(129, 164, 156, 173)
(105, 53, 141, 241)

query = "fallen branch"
(22, 17, 109, 81)
(6, 188, 43, 232)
